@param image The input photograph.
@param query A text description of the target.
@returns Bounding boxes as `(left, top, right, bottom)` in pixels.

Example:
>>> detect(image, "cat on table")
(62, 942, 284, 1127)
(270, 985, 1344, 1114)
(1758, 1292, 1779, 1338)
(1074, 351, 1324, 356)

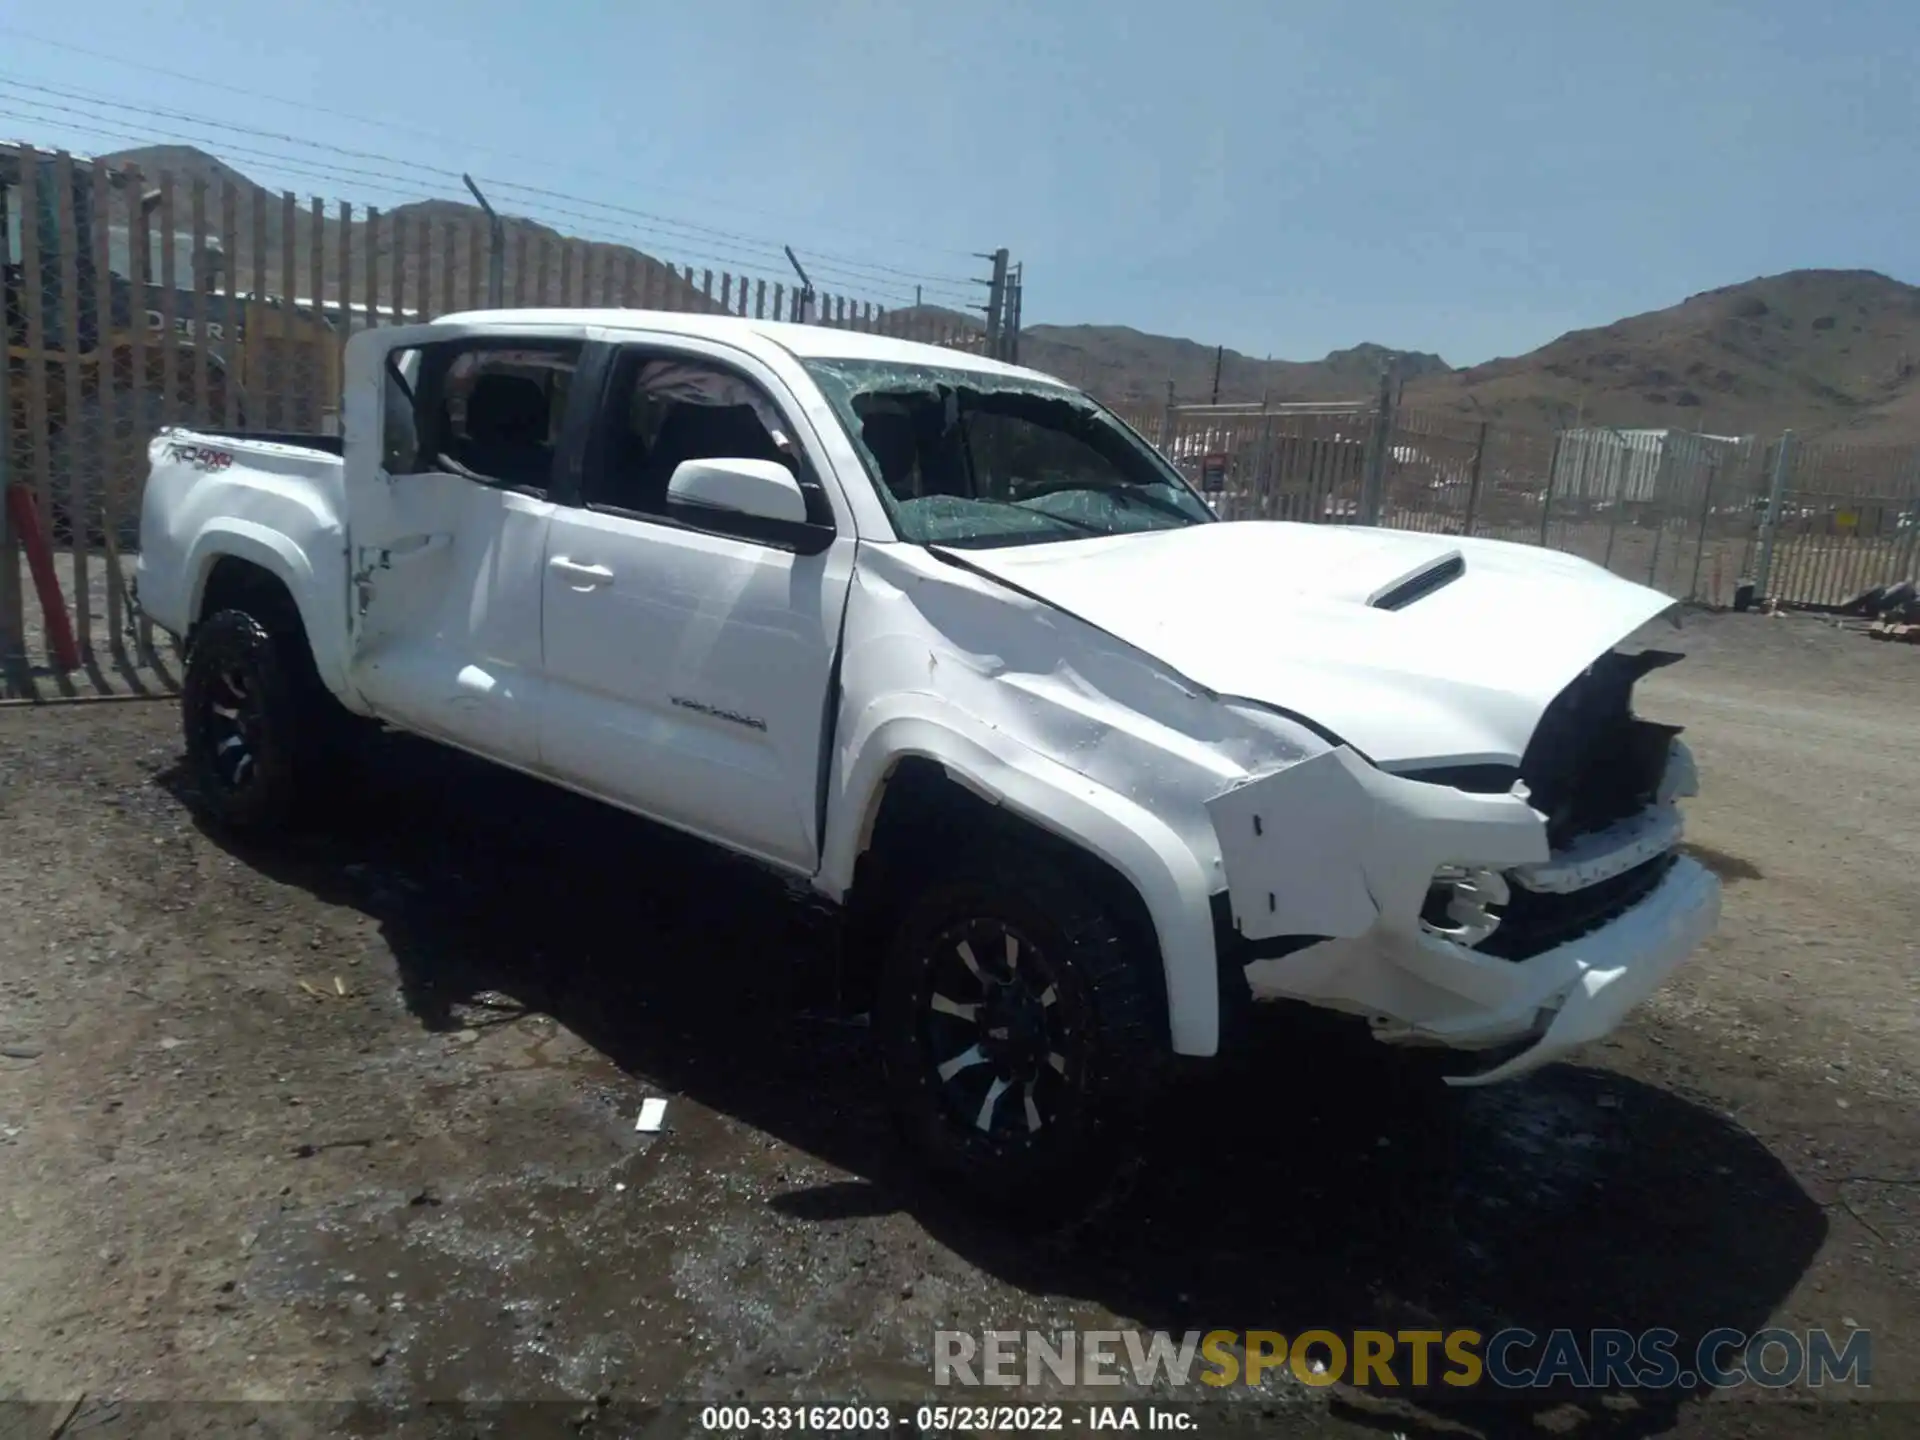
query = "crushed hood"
(935, 521, 1677, 767)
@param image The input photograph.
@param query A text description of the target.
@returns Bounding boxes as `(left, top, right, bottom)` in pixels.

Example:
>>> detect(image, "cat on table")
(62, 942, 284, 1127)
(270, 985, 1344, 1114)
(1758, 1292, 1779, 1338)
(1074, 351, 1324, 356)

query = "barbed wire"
(0, 69, 986, 301)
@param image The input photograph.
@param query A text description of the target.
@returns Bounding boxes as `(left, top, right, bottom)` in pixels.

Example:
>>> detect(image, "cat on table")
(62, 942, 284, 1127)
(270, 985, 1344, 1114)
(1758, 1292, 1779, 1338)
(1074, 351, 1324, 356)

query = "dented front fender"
(1206, 746, 1549, 944)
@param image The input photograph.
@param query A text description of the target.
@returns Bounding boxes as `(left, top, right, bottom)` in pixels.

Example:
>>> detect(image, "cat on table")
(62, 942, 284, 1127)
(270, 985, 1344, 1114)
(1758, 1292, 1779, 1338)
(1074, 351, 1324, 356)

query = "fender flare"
(184, 520, 350, 696)
(821, 694, 1224, 1055)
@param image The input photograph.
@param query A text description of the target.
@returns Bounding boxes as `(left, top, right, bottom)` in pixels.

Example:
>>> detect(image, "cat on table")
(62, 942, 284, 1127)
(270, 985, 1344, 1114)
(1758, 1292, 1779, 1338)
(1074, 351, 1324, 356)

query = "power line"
(0, 102, 970, 308)
(0, 107, 468, 208)
(0, 73, 982, 298)
(473, 177, 976, 288)
(0, 24, 986, 262)
(0, 90, 476, 200)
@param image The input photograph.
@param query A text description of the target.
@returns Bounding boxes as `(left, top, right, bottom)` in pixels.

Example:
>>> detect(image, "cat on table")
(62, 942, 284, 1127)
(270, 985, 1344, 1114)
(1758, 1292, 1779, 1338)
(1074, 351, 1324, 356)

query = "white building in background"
(1550, 427, 1750, 505)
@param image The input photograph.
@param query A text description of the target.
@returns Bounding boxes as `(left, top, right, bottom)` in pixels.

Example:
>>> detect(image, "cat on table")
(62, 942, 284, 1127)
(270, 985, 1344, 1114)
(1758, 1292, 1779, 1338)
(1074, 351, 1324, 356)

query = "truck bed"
(135, 426, 350, 650)
(179, 429, 345, 457)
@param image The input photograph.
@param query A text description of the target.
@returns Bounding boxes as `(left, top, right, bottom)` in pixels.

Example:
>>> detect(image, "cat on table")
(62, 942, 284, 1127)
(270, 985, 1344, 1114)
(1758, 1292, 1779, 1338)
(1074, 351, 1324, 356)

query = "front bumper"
(1207, 741, 1719, 1084)
(1378, 855, 1717, 1084)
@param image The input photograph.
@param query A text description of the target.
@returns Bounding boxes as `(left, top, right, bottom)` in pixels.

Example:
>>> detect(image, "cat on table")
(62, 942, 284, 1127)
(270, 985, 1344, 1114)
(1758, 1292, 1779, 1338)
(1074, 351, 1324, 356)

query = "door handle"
(549, 557, 614, 587)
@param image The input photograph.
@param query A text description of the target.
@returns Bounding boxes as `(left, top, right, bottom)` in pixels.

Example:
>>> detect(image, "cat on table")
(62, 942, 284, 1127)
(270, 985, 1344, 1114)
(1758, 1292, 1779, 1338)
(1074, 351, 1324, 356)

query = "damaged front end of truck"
(1207, 644, 1721, 1084)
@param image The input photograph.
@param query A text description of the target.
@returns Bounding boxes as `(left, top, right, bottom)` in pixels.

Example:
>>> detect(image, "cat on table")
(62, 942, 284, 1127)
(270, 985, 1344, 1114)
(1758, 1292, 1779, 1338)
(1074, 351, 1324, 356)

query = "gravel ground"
(0, 610, 1915, 1438)
(3, 549, 177, 700)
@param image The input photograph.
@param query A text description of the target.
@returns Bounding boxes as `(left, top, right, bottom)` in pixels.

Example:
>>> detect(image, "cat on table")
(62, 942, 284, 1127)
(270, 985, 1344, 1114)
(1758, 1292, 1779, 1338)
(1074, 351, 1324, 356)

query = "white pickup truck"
(136, 308, 1720, 1207)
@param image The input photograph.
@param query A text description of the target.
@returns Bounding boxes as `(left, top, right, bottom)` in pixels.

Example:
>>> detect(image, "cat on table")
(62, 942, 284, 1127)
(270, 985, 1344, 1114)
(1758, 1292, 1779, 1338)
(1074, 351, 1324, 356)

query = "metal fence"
(1127, 393, 1920, 614)
(9, 134, 1919, 699)
(1, 141, 1012, 696)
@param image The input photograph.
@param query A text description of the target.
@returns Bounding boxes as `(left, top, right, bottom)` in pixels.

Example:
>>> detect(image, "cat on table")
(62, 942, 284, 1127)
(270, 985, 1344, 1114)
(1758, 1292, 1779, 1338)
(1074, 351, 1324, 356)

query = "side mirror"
(665, 457, 833, 553)
(666, 456, 807, 523)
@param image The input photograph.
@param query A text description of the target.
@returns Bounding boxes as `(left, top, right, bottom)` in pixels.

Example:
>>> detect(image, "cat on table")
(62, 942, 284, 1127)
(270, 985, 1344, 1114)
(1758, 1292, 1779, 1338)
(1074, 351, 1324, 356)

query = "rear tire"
(181, 605, 351, 831)
(876, 837, 1166, 1221)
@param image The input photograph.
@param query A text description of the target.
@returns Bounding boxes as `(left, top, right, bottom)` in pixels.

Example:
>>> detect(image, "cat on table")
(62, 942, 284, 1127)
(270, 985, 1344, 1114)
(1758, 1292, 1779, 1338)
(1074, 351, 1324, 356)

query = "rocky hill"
(100, 145, 716, 313)
(89, 148, 1920, 440)
(1012, 327, 1449, 407)
(1401, 269, 1920, 441)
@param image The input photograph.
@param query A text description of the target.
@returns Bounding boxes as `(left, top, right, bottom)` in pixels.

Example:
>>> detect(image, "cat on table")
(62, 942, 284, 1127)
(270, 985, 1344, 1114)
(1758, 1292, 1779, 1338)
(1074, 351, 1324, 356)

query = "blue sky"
(1, 0, 1912, 367)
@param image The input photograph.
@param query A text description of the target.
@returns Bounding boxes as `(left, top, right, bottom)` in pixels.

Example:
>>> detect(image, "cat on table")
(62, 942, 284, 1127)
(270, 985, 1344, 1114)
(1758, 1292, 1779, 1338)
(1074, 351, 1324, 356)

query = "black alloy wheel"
(877, 845, 1164, 1218)
(916, 914, 1085, 1148)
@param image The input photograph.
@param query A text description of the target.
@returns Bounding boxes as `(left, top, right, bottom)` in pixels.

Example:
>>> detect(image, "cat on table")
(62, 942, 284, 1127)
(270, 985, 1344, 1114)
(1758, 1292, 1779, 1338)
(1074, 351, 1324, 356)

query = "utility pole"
(977, 247, 1010, 359)
(1004, 262, 1023, 364)
(783, 246, 816, 323)
(1209, 344, 1224, 405)
(914, 284, 922, 309)
(461, 174, 504, 308)
(1754, 429, 1795, 601)
(1359, 355, 1398, 526)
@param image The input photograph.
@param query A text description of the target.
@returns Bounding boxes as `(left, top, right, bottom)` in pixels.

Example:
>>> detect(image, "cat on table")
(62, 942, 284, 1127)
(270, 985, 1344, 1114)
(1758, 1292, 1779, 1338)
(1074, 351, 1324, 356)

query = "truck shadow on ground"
(168, 729, 1825, 1438)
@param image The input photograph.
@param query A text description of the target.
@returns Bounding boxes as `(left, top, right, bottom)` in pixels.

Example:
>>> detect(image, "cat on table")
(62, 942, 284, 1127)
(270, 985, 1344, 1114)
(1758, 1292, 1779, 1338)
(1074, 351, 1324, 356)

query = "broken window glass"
(802, 358, 1215, 548)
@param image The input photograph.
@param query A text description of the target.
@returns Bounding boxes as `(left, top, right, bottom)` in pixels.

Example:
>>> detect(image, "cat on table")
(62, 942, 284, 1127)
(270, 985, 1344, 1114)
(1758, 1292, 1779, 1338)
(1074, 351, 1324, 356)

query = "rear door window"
(383, 340, 583, 495)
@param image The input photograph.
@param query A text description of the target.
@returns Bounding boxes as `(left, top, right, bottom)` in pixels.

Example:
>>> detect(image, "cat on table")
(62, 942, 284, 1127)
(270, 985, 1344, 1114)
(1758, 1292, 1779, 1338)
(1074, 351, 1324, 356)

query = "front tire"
(876, 842, 1165, 1219)
(181, 607, 334, 831)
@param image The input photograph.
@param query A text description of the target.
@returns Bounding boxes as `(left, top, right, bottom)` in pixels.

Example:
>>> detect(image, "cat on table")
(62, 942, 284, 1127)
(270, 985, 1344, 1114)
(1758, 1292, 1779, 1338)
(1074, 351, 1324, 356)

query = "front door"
(538, 344, 856, 873)
(346, 336, 585, 766)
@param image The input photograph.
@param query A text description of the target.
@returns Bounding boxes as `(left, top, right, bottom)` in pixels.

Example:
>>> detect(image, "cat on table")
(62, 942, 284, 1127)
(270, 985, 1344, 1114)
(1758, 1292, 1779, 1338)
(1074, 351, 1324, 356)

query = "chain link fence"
(1134, 389, 1918, 615)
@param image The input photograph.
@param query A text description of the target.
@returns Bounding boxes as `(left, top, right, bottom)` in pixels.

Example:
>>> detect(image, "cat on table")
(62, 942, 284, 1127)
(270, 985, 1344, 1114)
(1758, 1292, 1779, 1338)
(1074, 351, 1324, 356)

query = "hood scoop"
(1367, 549, 1465, 611)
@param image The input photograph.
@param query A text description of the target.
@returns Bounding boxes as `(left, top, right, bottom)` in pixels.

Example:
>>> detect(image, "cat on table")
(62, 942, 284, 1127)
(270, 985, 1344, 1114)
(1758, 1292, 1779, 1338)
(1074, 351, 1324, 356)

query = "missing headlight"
(1419, 865, 1509, 947)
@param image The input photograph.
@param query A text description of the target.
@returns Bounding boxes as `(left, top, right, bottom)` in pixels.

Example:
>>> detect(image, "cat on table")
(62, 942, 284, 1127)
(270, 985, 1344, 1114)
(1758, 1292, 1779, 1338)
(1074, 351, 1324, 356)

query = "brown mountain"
(100, 145, 719, 314)
(88, 150, 1920, 441)
(1400, 269, 1920, 441)
(1010, 326, 1450, 407)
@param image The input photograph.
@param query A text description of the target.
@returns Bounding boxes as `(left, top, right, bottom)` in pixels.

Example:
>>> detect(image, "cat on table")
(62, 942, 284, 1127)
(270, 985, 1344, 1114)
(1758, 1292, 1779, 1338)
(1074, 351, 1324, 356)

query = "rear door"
(346, 334, 584, 766)
(538, 340, 856, 874)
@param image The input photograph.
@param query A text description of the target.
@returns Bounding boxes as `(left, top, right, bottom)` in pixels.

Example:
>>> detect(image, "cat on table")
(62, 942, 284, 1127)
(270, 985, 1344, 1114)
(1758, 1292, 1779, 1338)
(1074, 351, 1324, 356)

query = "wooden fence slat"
(416, 209, 432, 322)
(307, 194, 324, 398)
(220, 184, 239, 428)
(558, 239, 573, 307)
(441, 222, 456, 318)
(51, 152, 87, 651)
(280, 191, 298, 427)
(157, 174, 181, 436)
(512, 228, 528, 306)
(622, 253, 639, 308)
(188, 177, 210, 429)
(467, 223, 481, 310)
(0, 151, 17, 661)
(336, 200, 353, 399)
(532, 237, 548, 307)
(390, 210, 407, 327)
(16, 147, 54, 537)
(364, 206, 381, 335)
(88, 160, 119, 648)
(124, 165, 150, 625)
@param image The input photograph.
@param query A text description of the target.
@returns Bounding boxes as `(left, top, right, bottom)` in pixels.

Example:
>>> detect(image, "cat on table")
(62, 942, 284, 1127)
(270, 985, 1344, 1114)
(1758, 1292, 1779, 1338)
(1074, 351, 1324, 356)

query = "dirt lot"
(1, 610, 1916, 1438)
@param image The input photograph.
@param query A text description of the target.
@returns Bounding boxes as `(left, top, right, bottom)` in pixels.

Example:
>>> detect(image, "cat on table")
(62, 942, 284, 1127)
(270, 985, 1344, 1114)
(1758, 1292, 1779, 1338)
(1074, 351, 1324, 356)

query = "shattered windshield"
(802, 358, 1216, 548)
